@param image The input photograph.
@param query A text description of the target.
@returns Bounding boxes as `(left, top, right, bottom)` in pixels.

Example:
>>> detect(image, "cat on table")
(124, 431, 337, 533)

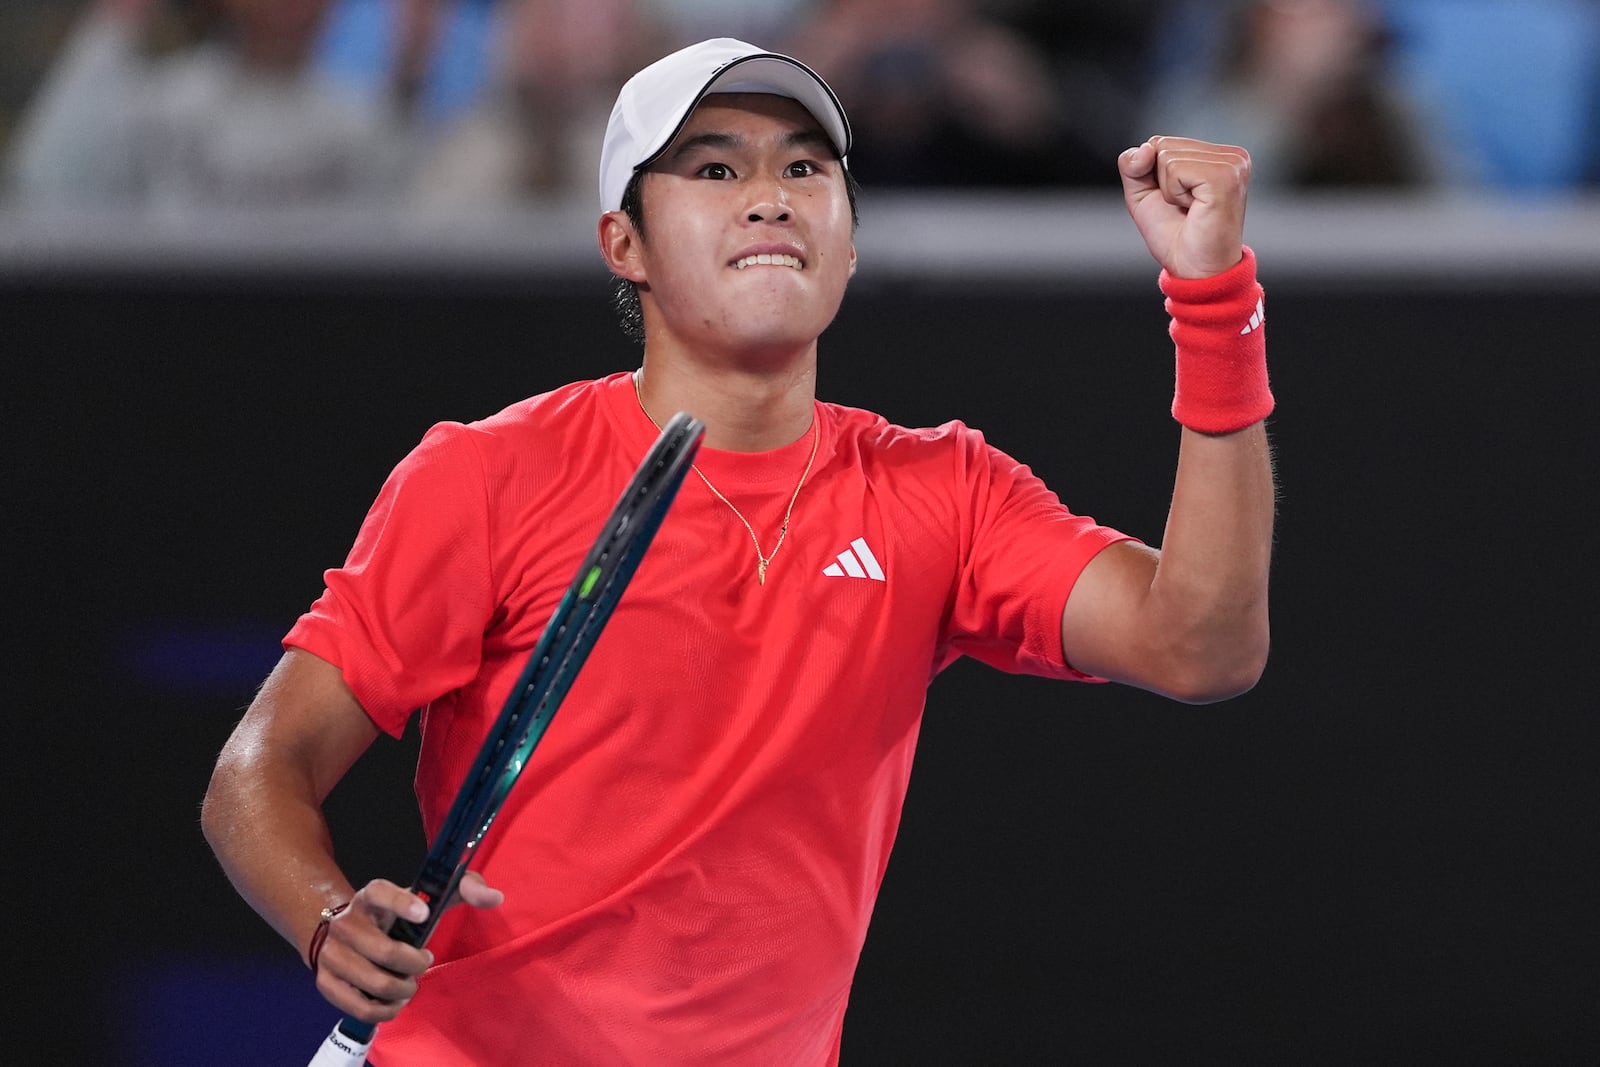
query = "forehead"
(669, 93, 832, 151)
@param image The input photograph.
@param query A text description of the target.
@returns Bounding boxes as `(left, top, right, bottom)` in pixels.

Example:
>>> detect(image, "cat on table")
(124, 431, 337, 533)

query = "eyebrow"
(668, 128, 837, 161)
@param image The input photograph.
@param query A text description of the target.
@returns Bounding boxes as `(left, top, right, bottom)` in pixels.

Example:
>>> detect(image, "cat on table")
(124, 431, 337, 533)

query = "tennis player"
(203, 36, 1275, 1066)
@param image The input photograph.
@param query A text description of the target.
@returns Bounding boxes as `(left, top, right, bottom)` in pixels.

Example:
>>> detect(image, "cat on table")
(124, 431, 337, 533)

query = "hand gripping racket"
(307, 411, 704, 1066)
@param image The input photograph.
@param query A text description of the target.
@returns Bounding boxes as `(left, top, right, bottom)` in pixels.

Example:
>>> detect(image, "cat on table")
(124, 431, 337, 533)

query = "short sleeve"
(941, 429, 1133, 679)
(285, 422, 497, 736)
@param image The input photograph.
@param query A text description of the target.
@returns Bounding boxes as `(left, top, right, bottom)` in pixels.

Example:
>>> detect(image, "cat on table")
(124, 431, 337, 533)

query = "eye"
(785, 160, 819, 178)
(696, 162, 734, 180)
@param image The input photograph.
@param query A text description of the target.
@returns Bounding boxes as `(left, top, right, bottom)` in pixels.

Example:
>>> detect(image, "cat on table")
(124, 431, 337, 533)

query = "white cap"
(599, 37, 852, 212)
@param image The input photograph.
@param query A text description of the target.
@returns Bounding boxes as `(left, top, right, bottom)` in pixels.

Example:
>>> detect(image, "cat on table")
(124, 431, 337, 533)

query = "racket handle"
(306, 1017, 375, 1066)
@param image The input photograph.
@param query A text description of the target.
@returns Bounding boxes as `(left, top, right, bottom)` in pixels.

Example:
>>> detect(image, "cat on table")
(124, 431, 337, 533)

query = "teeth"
(734, 253, 803, 270)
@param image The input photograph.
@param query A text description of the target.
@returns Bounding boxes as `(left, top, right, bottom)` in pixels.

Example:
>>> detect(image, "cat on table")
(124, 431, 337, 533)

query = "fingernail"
(408, 900, 428, 921)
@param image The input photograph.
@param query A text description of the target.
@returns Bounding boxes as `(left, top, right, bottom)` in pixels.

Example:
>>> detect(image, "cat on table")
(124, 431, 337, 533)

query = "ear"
(847, 242, 858, 278)
(598, 210, 648, 284)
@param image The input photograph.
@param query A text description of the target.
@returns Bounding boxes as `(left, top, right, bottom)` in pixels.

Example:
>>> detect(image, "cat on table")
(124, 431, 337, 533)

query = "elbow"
(200, 748, 251, 853)
(1166, 650, 1267, 705)
(1156, 620, 1270, 705)
(199, 765, 231, 852)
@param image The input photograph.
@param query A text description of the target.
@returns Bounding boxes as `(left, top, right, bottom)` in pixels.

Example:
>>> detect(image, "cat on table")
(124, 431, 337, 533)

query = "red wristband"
(1160, 245, 1274, 434)
(307, 902, 349, 973)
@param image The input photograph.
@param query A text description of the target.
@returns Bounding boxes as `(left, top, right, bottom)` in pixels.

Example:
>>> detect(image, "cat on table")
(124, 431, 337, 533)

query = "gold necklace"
(633, 372, 819, 585)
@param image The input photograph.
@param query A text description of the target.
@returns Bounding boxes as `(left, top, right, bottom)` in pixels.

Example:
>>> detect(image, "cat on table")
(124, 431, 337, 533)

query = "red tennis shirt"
(286, 371, 1131, 1065)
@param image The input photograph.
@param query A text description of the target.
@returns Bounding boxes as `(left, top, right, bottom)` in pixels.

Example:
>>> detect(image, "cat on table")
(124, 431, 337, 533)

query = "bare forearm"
(202, 753, 355, 964)
(1147, 421, 1275, 696)
(202, 650, 377, 964)
(202, 652, 468, 1020)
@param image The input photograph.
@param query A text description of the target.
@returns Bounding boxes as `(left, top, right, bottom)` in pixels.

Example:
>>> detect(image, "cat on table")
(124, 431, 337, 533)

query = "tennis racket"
(307, 411, 704, 1066)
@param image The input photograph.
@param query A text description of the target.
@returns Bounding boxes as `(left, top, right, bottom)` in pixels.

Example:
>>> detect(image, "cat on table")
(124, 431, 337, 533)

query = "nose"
(745, 179, 792, 224)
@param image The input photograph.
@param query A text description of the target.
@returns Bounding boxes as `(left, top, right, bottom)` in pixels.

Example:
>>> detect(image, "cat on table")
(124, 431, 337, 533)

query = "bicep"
(1059, 539, 1161, 686)
(217, 648, 382, 803)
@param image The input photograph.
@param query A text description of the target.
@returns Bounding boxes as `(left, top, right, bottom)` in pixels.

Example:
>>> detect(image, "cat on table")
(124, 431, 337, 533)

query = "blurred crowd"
(0, 0, 1596, 213)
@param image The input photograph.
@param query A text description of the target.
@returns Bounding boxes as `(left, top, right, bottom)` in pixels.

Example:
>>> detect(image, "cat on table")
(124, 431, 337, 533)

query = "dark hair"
(609, 172, 650, 345)
(608, 165, 863, 346)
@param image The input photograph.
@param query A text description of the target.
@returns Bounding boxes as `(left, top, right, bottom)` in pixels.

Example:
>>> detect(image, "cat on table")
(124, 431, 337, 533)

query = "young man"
(203, 37, 1275, 1066)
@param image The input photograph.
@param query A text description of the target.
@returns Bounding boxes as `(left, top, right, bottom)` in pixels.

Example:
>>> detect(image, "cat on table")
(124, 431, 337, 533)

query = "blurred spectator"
(4, 0, 416, 209)
(410, 0, 666, 205)
(784, 0, 1107, 188)
(1378, 0, 1600, 192)
(638, 0, 815, 47)
(314, 0, 818, 207)
(315, 0, 498, 127)
(986, 0, 1165, 184)
(1139, 0, 1445, 190)
(0, 3, 86, 161)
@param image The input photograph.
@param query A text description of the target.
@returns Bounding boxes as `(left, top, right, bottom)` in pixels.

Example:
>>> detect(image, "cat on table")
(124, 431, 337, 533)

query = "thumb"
(455, 870, 506, 910)
(1117, 141, 1159, 205)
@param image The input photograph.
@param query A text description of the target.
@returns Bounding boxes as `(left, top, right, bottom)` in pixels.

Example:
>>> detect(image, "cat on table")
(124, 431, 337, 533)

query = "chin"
(721, 329, 816, 359)
(732, 311, 838, 352)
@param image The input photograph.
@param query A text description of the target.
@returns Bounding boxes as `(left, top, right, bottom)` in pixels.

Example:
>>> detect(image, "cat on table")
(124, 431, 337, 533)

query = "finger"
(315, 934, 430, 1023)
(349, 919, 434, 976)
(327, 900, 435, 978)
(319, 960, 415, 1024)
(355, 877, 430, 927)
(1118, 140, 1157, 181)
(455, 870, 507, 910)
(1117, 141, 1159, 201)
(1147, 134, 1248, 157)
(322, 943, 426, 1001)
(1150, 137, 1251, 209)
(332, 880, 435, 983)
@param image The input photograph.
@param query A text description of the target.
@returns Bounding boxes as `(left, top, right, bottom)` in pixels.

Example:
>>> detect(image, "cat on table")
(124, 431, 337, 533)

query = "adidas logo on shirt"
(1240, 297, 1266, 335)
(823, 537, 885, 581)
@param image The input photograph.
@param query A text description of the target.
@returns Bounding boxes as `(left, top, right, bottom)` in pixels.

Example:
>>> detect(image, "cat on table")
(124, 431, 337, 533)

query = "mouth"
(732, 253, 804, 271)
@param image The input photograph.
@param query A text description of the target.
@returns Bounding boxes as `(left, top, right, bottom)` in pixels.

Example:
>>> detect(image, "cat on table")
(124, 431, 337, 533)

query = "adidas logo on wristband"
(1239, 297, 1266, 335)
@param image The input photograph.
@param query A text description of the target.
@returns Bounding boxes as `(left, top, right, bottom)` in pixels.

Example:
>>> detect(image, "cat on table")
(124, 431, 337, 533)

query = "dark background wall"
(6, 261, 1594, 1064)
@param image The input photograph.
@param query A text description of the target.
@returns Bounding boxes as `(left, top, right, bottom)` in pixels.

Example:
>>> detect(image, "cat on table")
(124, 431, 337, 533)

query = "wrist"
(1160, 246, 1274, 434)
(307, 901, 349, 973)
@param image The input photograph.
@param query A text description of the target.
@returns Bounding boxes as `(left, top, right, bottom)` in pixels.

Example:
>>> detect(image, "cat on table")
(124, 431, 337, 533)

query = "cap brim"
(633, 53, 853, 175)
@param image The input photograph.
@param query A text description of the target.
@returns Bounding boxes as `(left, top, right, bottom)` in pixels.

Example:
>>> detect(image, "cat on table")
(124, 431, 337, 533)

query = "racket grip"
(306, 1017, 374, 1066)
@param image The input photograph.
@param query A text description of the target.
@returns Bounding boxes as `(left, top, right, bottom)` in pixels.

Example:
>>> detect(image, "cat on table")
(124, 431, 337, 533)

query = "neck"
(633, 357, 816, 452)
